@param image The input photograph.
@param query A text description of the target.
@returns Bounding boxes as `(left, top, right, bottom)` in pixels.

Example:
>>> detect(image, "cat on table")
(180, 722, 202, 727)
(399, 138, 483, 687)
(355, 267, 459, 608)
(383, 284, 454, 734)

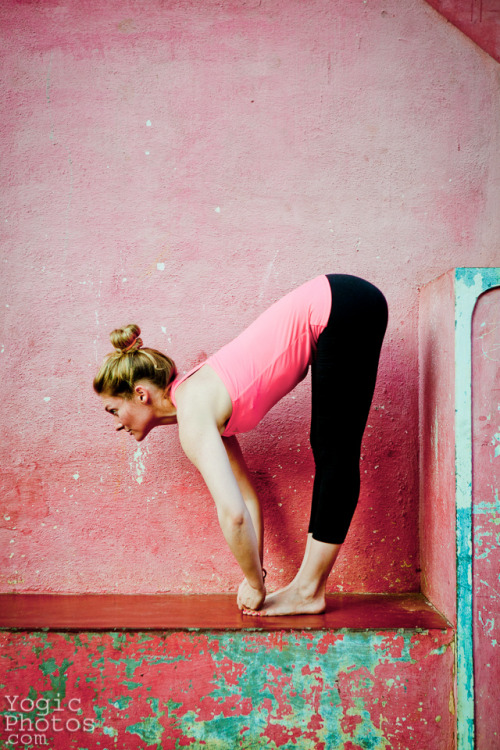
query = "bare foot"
(243, 584, 326, 617)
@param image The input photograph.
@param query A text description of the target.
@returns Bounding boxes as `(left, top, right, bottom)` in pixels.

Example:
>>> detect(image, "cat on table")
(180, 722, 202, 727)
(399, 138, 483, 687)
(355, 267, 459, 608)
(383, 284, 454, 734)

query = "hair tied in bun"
(94, 323, 177, 397)
(122, 336, 142, 354)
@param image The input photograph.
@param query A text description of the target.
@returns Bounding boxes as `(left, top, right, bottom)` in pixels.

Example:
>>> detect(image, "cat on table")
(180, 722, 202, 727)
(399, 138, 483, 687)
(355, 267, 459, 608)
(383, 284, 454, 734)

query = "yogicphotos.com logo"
(3, 693, 96, 746)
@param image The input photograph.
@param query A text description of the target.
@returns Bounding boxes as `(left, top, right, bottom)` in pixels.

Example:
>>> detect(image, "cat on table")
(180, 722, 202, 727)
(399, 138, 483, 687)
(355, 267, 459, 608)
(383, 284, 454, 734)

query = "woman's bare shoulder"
(175, 364, 232, 432)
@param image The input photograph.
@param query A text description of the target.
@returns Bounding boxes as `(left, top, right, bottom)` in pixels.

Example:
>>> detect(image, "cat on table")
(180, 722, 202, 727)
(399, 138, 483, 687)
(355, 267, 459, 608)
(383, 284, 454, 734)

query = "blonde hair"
(93, 324, 177, 398)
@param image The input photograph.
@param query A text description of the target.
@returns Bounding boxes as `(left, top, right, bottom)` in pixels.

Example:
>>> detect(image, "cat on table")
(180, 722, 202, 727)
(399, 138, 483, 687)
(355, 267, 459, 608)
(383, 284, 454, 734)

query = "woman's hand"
(237, 577, 266, 612)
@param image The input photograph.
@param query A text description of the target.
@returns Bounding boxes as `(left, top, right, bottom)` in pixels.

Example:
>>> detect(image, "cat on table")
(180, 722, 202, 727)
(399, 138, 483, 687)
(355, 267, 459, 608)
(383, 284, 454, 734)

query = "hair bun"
(110, 324, 143, 354)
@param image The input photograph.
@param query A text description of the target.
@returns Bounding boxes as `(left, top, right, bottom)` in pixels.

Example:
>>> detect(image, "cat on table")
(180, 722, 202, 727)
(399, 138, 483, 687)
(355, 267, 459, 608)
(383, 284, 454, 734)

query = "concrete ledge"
(0, 596, 455, 750)
(0, 592, 450, 631)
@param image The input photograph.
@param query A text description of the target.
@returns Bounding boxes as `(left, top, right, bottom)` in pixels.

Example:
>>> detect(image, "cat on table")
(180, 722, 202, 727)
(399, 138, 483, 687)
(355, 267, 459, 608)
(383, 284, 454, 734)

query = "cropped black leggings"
(308, 274, 388, 544)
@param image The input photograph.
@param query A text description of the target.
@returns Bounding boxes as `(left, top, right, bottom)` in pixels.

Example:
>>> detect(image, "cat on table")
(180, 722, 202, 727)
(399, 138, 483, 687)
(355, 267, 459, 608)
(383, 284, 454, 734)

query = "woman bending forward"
(94, 274, 388, 616)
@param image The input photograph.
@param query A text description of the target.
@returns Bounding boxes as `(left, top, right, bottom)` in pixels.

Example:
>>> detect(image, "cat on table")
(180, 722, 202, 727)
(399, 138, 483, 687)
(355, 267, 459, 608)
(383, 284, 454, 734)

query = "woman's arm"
(178, 416, 265, 608)
(222, 435, 263, 563)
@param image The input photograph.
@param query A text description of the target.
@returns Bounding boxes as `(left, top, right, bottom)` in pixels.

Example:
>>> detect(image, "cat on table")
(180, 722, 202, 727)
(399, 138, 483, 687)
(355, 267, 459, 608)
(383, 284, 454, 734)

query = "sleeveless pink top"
(170, 275, 332, 436)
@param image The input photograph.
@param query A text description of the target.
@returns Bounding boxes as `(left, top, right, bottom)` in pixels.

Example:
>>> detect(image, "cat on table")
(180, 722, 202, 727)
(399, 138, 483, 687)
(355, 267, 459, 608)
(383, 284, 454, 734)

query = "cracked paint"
(472, 285, 500, 750)
(0, 627, 454, 749)
(419, 268, 500, 750)
(454, 269, 500, 750)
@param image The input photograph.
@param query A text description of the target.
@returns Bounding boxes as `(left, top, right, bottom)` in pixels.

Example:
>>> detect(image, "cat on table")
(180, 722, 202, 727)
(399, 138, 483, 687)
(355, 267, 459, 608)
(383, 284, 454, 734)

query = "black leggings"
(308, 274, 388, 544)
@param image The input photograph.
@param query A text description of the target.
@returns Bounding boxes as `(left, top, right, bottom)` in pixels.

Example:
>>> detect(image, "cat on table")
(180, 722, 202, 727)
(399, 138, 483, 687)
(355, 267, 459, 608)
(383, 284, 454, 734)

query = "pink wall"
(425, 0, 500, 63)
(1, 0, 499, 595)
(418, 270, 457, 626)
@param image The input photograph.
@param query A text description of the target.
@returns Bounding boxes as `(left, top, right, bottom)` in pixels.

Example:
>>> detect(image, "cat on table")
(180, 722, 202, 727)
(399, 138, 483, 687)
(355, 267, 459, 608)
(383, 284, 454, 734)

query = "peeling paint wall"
(0, 626, 455, 749)
(420, 269, 500, 750)
(1, 0, 500, 597)
(472, 287, 500, 750)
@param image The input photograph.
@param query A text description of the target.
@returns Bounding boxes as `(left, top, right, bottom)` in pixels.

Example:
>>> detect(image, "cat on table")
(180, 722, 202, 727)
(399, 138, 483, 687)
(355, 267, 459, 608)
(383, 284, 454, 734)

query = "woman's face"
(101, 390, 156, 442)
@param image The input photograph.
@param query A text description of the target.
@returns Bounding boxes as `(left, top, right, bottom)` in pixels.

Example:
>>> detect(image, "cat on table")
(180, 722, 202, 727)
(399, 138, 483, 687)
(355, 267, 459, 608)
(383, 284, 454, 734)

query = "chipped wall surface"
(416, 269, 498, 632)
(0, 627, 455, 750)
(419, 269, 500, 750)
(472, 287, 500, 750)
(453, 269, 500, 750)
(1, 0, 500, 598)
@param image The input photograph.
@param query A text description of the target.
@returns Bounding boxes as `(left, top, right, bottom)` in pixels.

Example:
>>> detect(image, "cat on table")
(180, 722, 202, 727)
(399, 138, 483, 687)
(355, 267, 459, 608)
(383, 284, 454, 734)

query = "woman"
(94, 274, 388, 616)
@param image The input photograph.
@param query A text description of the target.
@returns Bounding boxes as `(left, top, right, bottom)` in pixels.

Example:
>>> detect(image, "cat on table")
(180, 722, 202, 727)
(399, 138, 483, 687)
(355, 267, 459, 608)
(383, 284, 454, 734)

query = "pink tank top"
(171, 275, 332, 436)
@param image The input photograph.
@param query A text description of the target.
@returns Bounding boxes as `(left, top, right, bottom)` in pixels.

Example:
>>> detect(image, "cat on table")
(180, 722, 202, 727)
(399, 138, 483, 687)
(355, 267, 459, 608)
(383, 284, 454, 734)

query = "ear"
(134, 384, 152, 403)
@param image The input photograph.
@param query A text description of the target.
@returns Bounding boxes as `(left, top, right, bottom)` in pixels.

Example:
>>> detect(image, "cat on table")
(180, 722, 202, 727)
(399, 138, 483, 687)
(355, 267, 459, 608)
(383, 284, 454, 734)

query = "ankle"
(296, 578, 326, 602)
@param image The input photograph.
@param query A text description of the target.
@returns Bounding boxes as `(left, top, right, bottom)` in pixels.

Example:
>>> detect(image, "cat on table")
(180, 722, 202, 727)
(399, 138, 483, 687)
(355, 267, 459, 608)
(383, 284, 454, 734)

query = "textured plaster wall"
(1, 0, 499, 595)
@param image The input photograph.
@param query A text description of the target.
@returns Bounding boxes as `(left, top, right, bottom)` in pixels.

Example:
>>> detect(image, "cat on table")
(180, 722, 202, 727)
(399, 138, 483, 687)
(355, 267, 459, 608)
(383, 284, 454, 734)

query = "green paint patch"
(138, 633, 155, 644)
(38, 656, 72, 702)
(166, 698, 183, 714)
(109, 695, 133, 710)
(111, 632, 128, 650)
(93, 704, 106, 721)
(173, 631, 407, 749)
(124, 657, 143, 678)
(473, 497, 500, 516)
(126, 715, 164, 745)
(456, 268, 483, 288)
(61, 632, 84, 647)
(40, 657, 59, 675)
(30, 632, 52, 656)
